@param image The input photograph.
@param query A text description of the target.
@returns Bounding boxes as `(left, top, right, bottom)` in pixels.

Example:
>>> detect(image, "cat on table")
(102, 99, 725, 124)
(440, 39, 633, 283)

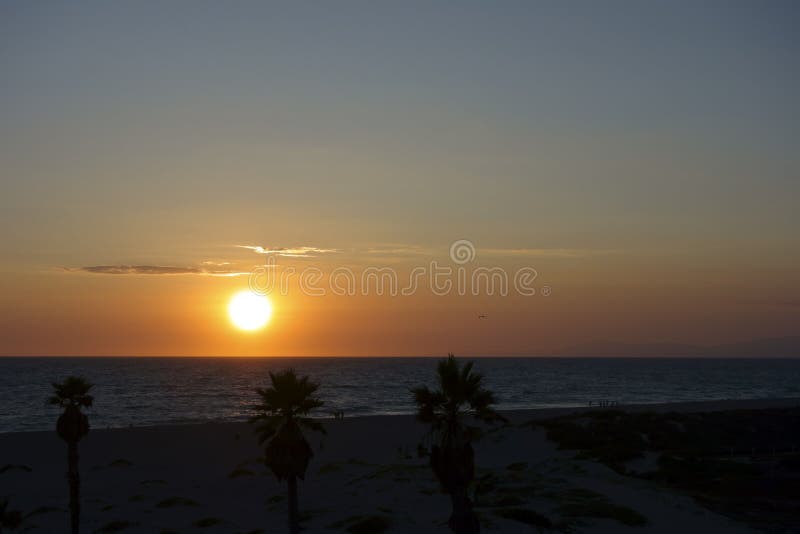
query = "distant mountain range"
(555, 336, 800, 358)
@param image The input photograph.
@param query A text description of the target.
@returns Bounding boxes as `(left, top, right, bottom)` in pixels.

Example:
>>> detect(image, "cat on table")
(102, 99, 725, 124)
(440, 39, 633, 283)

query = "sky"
(1, 1, 798, 356)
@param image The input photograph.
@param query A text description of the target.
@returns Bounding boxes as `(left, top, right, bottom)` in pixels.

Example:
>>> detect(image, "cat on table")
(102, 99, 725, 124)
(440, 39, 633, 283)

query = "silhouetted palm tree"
(49, 376, 93, 534)
(250, 370, 324, 534)
(0, 498, 23, 533)
(412, 354, 504, 534)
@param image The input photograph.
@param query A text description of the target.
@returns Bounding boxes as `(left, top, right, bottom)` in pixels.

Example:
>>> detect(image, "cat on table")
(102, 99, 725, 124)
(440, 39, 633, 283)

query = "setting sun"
(228, 291, 272, 331)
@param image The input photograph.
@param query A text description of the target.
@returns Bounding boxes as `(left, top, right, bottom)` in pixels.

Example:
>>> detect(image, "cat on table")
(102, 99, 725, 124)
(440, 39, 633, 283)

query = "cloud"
(481, 248, 616, 258)
(364, 244, 434, 256)
(237, 245, 338, 257)
(237, 242, 609, 261)
(66, 265, 249, 277)
(361, 244, 611, 259)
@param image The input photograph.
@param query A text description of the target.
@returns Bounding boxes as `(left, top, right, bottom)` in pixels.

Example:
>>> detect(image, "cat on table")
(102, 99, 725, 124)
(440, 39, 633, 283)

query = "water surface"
(2, 357, 799, 432)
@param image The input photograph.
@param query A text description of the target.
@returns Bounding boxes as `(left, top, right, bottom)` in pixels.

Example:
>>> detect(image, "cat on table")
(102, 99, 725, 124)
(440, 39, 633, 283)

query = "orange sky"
(1, 244, 797, 356)
(1, 3, 798, 355)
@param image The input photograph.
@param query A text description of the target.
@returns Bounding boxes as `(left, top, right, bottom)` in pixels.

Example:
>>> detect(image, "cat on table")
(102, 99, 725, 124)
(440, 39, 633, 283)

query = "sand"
(3, 398, 797, 533)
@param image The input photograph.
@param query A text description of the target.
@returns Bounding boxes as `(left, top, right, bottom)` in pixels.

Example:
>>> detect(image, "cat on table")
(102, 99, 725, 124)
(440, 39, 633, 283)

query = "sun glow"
(228, 291, 272, 331)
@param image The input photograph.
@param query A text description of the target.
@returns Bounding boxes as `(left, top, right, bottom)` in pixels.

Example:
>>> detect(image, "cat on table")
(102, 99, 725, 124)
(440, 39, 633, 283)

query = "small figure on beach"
(591, 400, 620, 408)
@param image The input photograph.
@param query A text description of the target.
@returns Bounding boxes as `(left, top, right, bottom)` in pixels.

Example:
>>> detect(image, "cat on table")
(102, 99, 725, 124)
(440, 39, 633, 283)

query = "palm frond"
(50, 376, 94, 408)
(412, 354, 502, 439)
(251, 369, 325, 452)
(251, 370, 325, 484)
(254, 423, 278, 445)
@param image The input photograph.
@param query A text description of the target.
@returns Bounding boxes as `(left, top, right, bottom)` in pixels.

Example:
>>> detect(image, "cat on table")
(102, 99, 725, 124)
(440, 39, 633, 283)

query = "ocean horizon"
(2, 356, 799, 433)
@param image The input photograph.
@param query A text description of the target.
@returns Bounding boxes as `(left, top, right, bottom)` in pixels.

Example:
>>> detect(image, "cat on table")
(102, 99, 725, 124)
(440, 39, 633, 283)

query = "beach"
(3, 398, 798, 533)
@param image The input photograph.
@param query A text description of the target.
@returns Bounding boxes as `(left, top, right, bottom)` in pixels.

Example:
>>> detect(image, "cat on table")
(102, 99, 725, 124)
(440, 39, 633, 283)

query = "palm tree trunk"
(287, 474, 299, 534)
(449, 486, 479, 534)
(67, 441, 80, 534)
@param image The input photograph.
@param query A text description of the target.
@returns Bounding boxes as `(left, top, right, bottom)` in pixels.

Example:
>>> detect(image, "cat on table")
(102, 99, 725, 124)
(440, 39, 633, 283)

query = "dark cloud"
(68, 265, 248, 277)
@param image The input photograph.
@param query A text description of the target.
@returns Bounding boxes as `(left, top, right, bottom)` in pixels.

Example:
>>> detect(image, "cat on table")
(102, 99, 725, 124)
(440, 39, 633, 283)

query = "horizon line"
(2, 354, 799, 359)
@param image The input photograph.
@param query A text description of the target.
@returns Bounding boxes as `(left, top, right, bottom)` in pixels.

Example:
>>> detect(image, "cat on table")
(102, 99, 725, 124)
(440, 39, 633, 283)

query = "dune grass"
(228, 467, 255, 478)
(155, 496, 199, 508)
(505, 461, 528, 472)
(0, 463, 32, 473)
(326, 514, 393, 533)
(552, 487, 648, 526)
(192, 517, 223, 528)
(559, 500, 648, 526)
(139, 479, 167, 486)
(493, 508, 552, 529)
(318, 462, 343, 474)
(92, 520, 139, 533)
(24, 505, 60, 518)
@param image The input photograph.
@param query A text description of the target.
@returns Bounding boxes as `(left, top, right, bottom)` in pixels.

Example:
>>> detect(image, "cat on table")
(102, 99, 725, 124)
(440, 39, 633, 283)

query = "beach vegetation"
(138, 479, 166, 486)
(228, 468, 255, 478)
(345, 515, 392, 534)
(0, 464, 31, 474)
(24, 505, 60, 519)
(492, 508, 552, 529)
(191, 517, 223, 528)
(559, 500, 648, 526)
(540, 407, 800, 531)
(327, 514, 392, 534)
(1, 498, 24, 533)
(155, 497, 198, 508)
(92, 520, 138, 533)
(505, 462, 527, 472)
(318, 462, 342, 475)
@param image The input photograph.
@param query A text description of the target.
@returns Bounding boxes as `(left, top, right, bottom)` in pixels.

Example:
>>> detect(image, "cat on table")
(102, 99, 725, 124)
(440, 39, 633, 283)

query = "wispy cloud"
(237, 245, 338, 257)
(364, 244, 434, 256)
(65, 265, 249, 277)
(362, 244, 611, 259)
(237, 242, 610, 261)
(481, 248, 616, 258)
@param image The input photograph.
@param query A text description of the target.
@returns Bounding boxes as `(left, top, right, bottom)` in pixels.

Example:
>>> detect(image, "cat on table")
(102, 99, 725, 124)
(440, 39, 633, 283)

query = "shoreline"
(3, 396, 798, 437)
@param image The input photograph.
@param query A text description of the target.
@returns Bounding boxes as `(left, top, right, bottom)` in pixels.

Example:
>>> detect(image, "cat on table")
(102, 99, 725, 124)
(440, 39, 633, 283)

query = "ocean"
(1, 357, 799, 433)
